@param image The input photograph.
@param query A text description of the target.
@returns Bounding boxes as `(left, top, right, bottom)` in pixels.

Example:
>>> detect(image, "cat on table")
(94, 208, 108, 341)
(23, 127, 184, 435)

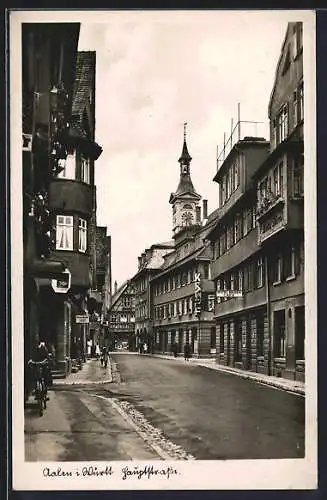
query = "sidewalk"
(146, 353, 305, 395)
(53, 358, 113, 386)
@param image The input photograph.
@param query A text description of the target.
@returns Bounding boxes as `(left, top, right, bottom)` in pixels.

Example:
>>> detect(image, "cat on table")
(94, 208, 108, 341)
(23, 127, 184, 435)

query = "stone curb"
(145, 353, 305, 396)
(52, 358, 114, 387)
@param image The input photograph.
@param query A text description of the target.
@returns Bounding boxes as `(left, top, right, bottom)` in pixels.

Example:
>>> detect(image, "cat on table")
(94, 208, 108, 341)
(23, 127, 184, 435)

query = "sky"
(77, 10, 298, 289)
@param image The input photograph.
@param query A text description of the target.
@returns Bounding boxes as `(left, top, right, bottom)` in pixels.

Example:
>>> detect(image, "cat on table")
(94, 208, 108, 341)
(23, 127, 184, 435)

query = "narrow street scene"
(25, 353, 304, 461)
(17, 11, 312, 477)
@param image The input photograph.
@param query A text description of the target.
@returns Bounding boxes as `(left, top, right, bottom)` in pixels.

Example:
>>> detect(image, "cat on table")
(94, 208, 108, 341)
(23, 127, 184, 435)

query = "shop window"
(210, 327, 216, 349)
(256, 310, 265, 356)
(219, 324, 224, 354)
(295, 306, 305, 360)
(234, 319, 242, 362)
(274, 310, 286, 358)
(56, 215, 74, 250)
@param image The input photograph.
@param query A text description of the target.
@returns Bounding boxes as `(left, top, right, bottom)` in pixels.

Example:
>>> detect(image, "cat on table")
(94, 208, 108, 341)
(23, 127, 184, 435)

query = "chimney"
(138, 256, 142, 269)
(196, 206, 201, 223)
(203, 199, 208, 220)
(114, 280, 118, 293)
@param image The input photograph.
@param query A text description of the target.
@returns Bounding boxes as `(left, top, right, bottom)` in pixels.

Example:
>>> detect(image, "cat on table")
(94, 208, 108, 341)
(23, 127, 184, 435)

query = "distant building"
(150, 130, 218, 357)
(106, 281, 135, 350)
(130, 241, 175, 351)
(88, 226, 112, 348)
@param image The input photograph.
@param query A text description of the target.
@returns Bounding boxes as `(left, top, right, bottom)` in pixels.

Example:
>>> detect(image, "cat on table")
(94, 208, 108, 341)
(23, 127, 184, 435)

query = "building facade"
(131, 241, 175, 351)
(22, 23, 81, 395)
(208, 22, 304, 381)
(106, 281, 136, 350)
(151, 133, 217, 357)
(207, 135, 270, 372)
(255, 22, 304, 381)
(37, 51, 102, 375)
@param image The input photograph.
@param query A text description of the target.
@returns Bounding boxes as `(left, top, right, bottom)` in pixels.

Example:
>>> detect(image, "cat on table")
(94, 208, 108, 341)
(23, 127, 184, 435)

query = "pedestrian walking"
(101, 346, 109, 368)
(172, 342, 178, 358)
(143, 343, 148, 354)
(87, 338, 92, 358)
(95, 343, 101, 359)
(184, 342, 191, 361)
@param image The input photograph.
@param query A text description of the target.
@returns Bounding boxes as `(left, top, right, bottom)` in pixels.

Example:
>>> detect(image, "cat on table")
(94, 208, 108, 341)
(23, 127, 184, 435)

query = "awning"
(30, 259, 67, 279)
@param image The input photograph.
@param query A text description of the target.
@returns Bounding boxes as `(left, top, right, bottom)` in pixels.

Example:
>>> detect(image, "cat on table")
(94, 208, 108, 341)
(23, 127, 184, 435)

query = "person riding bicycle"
(29, 341, 52, 395)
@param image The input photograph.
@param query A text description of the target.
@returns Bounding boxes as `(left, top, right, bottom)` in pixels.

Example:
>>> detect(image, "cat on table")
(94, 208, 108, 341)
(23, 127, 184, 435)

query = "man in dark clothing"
(184, 342, 191, 361)
(172, 342, 178, 358)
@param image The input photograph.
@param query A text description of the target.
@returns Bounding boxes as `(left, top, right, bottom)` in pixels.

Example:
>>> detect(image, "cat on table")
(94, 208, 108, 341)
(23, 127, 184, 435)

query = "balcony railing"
(257, 190, 284, 220)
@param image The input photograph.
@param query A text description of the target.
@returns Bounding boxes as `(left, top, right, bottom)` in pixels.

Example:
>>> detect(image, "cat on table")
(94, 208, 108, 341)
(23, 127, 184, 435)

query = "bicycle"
(28, 359, 49, 416)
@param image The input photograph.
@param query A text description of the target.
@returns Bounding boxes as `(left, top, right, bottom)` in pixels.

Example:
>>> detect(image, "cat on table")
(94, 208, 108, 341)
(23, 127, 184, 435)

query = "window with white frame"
(56, 215, 74, 250)
(57, 152, 76, 180)
(273, 254, 282, 284)
(81, 156, 90, 184)
(208, 294, 215, 312)
(78, 218, 87, 253)
(230, 272, 234, 291)
(284, 246, 296, 278)
(277, 105, 289, 144)
(256, 257, 264, 288)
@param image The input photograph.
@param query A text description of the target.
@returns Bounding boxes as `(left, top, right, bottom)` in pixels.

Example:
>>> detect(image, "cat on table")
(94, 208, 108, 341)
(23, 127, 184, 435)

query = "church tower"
(169, 123, 202, 237)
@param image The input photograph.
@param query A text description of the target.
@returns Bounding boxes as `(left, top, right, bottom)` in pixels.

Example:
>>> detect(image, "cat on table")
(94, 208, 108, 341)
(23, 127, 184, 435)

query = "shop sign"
(75, 314, 89, 324)
(216, 290, 243, 298)
(51, 268, 71, 294)
(194, 272, 202, 316)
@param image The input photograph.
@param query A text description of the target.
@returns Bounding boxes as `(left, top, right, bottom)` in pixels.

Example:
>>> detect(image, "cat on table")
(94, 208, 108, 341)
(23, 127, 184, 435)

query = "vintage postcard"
(10, 9, 317, 491)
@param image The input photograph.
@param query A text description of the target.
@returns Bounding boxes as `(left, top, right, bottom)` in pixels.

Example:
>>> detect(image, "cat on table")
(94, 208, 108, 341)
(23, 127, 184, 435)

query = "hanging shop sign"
(194, 272, 202, 317)
(75, 314, 89, 324)
(216, 290, 243, 298)
(51, 268, 71, 294)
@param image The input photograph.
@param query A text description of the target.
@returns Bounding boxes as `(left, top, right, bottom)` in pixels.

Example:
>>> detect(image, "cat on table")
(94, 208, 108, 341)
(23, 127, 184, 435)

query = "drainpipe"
(265, 254, 272, 376)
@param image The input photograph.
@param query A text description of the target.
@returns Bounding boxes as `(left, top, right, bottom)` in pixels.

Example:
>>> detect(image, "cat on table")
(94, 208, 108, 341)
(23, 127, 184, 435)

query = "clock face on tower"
(182, 211, 194, 226)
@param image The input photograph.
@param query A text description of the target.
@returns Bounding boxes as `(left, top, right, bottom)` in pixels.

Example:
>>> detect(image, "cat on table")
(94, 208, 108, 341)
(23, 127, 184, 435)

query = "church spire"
(178, 122, 192, 170)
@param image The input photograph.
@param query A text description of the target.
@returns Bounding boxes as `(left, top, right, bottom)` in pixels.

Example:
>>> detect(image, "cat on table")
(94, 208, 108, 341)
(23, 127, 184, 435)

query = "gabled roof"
(150, 243, 211, 281)
(109, 280, 129, 310)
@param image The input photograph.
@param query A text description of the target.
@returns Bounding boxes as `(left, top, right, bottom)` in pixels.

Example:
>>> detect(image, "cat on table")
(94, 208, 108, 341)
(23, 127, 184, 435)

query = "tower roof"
(178, 139, 192, 164)
(169, 122, 201, 204)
